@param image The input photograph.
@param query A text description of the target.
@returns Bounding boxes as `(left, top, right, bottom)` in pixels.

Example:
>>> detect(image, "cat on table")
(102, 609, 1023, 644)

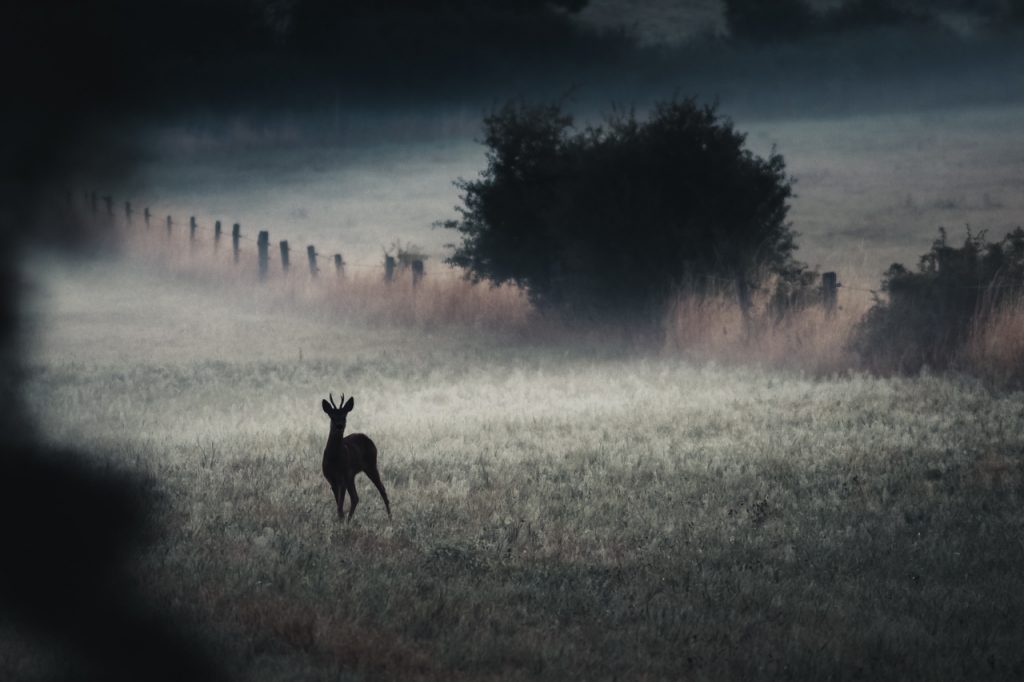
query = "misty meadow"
(4, 1, 1024, 681)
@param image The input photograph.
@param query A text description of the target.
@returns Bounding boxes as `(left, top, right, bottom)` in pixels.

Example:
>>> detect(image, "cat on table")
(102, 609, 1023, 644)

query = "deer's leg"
(345, 476, 359, 521)
(366, 466, 392, 519)
(331, 481, 345, 520)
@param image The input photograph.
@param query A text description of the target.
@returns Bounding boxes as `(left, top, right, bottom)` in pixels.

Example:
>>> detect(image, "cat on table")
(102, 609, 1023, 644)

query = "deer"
(321, 393, 391, 521)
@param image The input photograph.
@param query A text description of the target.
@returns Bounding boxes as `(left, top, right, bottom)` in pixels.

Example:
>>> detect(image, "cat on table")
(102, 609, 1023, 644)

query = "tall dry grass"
(965, 293, 1024, 386)
(663, 285, 870, 374)
(118, 221, 883, 371)
(115, 217, 884, 374)
(117, 222, 533, 334)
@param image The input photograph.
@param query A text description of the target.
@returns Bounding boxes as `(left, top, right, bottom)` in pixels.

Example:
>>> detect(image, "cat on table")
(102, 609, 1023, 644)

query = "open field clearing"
(9, 1, 1024, 679)
(10, 257, 1024, 680)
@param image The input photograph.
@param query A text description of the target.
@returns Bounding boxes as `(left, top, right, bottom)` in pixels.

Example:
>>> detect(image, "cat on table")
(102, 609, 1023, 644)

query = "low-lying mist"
(85, 98, 1023, 293)
(28, 206, 1024, 387)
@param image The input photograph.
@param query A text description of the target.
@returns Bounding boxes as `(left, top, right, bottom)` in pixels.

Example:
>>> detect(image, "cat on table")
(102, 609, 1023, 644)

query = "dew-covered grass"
(13, 257, 1024, 680)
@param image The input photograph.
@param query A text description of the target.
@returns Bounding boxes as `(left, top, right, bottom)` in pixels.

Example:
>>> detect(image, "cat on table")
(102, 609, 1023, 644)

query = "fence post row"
(82, 193, 447, 290)
(257, 231, 269, 280)
(822, 271, 838, 316)
(307, 245, 318, 276)
(279, 241, 290, 272)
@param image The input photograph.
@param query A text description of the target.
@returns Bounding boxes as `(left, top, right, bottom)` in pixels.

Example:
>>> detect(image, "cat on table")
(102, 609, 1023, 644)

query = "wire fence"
(82, 190, 428, 285)
(75, 188, 929, 310)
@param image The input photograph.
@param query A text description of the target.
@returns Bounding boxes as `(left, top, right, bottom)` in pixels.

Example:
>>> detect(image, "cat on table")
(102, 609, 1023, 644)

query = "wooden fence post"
(103, 195, 113, 215)
(333, 253, 344, 276)
(384, 255, 395, 283)
(124, 201, 132, 224)
(822, 271, 838, 316)
(307, 245, 318, 276)
(189, 216, 197, 250)
(257, 231, 269, 280)
(411, 259, 424, 287)
(144, 207, 151, 227)
(736, 274, 753, 331)
(232, 223, 240, 263)
(166, 215, 173, 236)
(280, 240, 290, 272)
(214, 220, 221, 250)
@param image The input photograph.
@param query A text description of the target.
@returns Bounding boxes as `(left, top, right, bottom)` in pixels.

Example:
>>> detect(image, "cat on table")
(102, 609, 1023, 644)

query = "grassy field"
(11, 257, 1024, 680)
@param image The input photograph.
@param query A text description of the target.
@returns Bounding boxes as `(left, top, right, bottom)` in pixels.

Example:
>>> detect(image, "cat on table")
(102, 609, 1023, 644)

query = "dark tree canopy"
(442, 99, 797, 324)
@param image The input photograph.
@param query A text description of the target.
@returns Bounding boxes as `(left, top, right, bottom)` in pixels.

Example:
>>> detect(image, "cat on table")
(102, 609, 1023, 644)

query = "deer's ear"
(343, 396, 355, 413)
(322, 399, 333, 415)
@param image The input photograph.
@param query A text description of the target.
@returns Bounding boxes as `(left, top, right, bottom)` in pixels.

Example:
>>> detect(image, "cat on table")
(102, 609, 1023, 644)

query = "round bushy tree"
(441, 98, 797, 326)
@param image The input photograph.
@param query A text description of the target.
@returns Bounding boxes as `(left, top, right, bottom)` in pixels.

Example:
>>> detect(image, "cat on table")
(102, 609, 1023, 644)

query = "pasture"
(8, 1, 1024, 679)
(12, 256, 1024, 680)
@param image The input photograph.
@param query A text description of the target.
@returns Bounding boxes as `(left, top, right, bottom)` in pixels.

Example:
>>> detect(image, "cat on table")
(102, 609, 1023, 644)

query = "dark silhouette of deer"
(321, 393, 391, 521)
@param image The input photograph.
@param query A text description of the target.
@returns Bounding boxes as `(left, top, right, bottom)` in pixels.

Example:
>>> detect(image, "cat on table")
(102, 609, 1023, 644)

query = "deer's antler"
(329, 393, 338, 409)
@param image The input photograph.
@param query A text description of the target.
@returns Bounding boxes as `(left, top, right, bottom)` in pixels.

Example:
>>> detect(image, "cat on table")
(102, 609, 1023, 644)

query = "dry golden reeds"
(662, 284, 869, 374)
(119, 224, 534, 334)
(965, 293, 1024, 386)
(119, 223, 1024, 381)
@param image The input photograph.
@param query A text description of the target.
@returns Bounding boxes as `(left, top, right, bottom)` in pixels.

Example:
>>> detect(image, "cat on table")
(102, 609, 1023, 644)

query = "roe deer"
(321, 393, 391, 521)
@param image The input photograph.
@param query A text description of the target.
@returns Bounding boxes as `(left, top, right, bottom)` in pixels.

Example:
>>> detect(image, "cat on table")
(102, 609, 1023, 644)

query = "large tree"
(442, 98, 797, 326)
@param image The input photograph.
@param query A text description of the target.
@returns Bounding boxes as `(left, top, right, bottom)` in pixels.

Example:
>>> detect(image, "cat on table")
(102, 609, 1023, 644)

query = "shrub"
(385, 240, 428, 271)
(767, 263, 824, 321)
(852, 227, 1024, 374)
(440, 98, 798, 329)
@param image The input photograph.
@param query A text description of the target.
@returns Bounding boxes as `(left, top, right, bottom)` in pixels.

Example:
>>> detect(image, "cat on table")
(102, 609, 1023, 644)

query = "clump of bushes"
(767, 263, 825, 321)
(852, 228, 1024, 374)
(385, 240, 428, 271)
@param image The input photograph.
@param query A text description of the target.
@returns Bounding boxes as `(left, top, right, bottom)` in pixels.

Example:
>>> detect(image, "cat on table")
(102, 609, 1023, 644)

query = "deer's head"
(322, 393, 355, 434)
